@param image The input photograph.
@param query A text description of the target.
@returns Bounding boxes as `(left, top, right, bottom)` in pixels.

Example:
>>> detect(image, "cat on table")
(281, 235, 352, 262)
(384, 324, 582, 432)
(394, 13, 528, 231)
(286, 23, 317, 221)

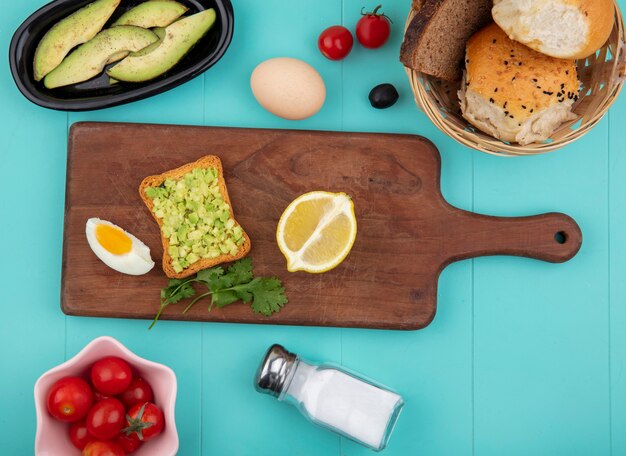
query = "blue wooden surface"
(0, 1, 624, 454)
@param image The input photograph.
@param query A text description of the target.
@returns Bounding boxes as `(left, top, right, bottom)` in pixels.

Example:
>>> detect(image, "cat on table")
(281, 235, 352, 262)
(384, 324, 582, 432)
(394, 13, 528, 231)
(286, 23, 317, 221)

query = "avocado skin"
(44, 26, 158, 89)
(107, 9, 217, 83)
(112, 0, 188, 28)
(33, 0, 121, 81)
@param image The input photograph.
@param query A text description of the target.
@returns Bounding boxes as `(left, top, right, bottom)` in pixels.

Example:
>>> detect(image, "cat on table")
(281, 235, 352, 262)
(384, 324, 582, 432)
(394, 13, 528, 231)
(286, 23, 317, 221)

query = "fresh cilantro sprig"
(149, 258, 288, 329)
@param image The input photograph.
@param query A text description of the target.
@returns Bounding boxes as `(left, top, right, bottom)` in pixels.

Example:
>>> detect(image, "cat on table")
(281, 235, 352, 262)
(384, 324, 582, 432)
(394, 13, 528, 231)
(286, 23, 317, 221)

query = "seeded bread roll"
(458, 23, 580, 145)
(492, 0, 614, 59)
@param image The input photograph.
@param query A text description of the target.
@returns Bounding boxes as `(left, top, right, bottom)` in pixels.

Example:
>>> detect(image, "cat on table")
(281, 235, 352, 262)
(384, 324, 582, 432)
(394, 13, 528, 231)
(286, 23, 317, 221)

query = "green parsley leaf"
(246, 277, 288, 317)
(222, 257, 254, 286)
(161, 279, 196, 305)
(152, 258, 288, 329)
(212, 290, 241, 308)
(150, 278, 197, 329)
(195, 266, 225, 290)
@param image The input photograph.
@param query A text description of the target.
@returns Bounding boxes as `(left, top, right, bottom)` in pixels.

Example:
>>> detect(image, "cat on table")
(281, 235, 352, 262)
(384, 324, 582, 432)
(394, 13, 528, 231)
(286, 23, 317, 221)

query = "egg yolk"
(95, 224, 132, 255)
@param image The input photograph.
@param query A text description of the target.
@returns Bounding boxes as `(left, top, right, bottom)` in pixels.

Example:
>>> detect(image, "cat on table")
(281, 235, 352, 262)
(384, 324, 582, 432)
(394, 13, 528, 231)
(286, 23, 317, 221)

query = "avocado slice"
(113, 0, 188, 28)
(34, 0, 121, 81)
(44, 26, 158, 89)
(132, 27, 166, 57)
(107, 9, 216, 83)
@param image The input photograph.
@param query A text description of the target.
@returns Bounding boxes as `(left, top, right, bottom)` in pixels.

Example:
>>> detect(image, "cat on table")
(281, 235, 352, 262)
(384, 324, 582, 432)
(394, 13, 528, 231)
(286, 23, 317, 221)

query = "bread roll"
(492, 0, 614, 59)
(458, 23, 580, 145)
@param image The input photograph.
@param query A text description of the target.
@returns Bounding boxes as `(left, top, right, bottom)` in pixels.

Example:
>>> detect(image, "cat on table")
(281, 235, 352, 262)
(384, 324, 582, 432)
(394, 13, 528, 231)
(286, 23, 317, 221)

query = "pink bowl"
(34, 336, 178, 456)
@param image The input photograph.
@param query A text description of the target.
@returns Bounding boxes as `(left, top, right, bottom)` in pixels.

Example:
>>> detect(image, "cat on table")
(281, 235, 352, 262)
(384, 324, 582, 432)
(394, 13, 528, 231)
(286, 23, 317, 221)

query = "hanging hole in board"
(554, 231, 568, 244)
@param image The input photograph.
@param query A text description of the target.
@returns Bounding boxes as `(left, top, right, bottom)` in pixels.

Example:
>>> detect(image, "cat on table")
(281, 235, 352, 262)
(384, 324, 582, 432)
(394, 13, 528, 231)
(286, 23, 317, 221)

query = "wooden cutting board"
(62, 122, 582, 330)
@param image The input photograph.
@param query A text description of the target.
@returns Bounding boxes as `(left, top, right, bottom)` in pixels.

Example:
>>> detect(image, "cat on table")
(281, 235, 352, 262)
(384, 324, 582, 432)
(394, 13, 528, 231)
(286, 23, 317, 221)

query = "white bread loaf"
(458, 23, 580, 145)
(492, 0, 614, 59)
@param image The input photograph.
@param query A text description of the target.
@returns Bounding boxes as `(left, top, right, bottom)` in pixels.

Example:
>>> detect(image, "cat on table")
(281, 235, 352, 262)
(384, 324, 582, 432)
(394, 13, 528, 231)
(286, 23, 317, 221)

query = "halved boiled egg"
(86, 218, 155, 275)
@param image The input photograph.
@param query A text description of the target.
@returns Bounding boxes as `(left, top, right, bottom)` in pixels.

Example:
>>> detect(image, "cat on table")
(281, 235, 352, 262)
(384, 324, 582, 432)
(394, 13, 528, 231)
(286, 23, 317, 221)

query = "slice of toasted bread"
(139, 155, 251, 279)
(400, 0, 493, 81)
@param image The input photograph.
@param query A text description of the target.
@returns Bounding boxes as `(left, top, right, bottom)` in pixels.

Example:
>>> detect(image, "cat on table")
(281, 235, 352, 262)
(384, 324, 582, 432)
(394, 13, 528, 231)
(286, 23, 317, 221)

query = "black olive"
(368, 83, 399, 109)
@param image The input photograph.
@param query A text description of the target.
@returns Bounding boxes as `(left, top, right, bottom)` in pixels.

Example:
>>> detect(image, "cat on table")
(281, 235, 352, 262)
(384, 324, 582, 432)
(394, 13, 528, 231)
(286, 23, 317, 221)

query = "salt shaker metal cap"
(254, 344, 297, 397)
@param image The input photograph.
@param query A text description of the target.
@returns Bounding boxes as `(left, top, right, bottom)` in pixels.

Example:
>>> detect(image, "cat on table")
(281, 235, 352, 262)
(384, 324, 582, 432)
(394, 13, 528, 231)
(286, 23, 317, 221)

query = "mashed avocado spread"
(145, 168, 245, 273)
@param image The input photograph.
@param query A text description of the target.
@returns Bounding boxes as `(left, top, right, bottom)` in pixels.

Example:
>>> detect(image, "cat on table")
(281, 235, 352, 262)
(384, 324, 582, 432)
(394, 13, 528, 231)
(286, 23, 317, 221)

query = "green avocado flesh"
(132, 27, 166, 57)
(145, 167, 245, 274)
(112, 0, 188, 28)
(44, 26, 158, 89)
(34, 0, 121, 81)
(107, 9, 216, 83)
(106, 50, 132, 65)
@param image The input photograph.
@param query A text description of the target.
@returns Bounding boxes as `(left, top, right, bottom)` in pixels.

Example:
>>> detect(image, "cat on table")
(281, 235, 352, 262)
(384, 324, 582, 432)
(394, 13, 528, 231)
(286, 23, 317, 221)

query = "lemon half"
(277, 191, 357, 273)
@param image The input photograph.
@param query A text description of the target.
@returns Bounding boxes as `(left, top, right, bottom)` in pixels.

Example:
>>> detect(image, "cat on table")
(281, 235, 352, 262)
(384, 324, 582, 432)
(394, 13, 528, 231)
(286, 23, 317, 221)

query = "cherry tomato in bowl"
(46, 377, 94, 422)
(82, 440, 125, 456)
(356, 4, 391, 49)
(91, 356, 132, 395)
(69, 420, 93, 450)
(318, 25, 353, 60)
(120, 377, 154, 409)
(93, 391, 112, 402)
(116, 432, 143, 453)
(125, 402, 165, 441)
(35, 336, 178, 456)
(86, 398, 126, 440)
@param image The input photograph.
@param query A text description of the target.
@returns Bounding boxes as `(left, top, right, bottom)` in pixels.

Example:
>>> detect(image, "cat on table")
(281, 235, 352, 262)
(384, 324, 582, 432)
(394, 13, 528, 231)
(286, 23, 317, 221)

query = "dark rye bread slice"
(411, 0, 424, 11)
(400, 0, 493, 81)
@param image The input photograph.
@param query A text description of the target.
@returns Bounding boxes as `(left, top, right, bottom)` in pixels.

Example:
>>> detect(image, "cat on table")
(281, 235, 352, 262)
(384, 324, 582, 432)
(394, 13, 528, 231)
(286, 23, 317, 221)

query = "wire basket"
(403, 1, 626, 156)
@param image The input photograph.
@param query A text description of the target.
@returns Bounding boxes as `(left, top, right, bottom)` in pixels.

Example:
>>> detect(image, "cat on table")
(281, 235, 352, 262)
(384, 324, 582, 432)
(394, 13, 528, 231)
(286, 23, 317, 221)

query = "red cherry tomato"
(356, 4, 391, 49)
(93, 391, 112, 402)
(120, 378, 154, 409)
(115, 433, 143, 453)
(69, 420, 93, 450)
(91, 357, 132, 395)
(125, 402, 165, 441)
(318, 25, 353, 60)
(82, 440, 125, 456)
(86, 398, 126, 440)
(46, 377, 94, 422)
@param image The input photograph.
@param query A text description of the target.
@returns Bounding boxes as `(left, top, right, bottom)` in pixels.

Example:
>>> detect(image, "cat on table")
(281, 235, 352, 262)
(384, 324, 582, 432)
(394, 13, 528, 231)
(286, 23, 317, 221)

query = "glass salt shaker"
(254, 344, 404, 452)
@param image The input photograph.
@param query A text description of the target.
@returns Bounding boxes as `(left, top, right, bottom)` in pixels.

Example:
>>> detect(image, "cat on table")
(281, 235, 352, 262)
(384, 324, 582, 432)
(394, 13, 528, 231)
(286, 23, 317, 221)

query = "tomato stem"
(123, 403, 154, 441)
(361, 4, 392, 23)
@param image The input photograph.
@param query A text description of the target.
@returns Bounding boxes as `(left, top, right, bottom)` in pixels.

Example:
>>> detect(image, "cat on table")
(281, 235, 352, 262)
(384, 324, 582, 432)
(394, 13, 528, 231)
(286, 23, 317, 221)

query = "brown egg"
(250, 57, 326, 120)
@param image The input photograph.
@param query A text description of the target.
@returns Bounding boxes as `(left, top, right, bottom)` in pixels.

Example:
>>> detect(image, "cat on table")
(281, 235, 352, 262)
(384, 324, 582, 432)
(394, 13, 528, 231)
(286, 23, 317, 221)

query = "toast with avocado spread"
(139, 155, 251, 279)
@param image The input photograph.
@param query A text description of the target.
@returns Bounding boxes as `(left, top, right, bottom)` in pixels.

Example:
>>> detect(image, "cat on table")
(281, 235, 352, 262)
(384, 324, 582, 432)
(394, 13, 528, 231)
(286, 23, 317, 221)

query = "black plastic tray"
(9, 0, 233, 111)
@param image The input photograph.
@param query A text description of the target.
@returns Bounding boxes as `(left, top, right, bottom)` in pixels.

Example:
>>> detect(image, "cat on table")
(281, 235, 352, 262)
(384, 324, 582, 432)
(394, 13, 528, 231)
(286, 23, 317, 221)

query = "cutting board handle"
(445, 210, 582, 264)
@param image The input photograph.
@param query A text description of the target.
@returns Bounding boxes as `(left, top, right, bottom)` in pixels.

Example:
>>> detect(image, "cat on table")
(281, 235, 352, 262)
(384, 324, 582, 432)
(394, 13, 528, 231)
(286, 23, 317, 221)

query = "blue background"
(1, 0, 625, 454)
